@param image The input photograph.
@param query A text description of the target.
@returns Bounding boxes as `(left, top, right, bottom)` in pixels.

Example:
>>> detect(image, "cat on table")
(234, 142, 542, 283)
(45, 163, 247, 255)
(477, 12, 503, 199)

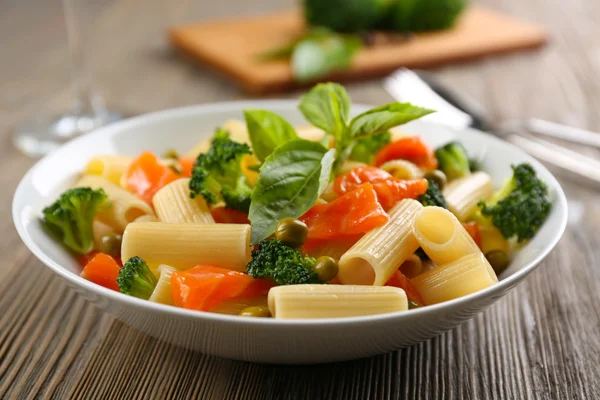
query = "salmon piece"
(301, 183, 389, 240)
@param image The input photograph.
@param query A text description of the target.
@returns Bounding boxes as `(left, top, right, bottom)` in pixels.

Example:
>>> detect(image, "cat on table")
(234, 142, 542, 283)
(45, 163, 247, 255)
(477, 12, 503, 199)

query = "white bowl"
(13, 101, 567, 364)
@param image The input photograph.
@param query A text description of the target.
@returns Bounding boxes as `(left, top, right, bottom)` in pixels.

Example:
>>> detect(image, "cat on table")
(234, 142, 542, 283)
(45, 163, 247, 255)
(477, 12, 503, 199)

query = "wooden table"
(1, 0, 599, 398)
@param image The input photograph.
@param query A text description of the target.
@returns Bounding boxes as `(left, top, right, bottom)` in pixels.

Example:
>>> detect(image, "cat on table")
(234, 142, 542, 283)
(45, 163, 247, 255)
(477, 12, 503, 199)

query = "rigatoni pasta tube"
(338, 199, 423, 286)
(411, 253, 497, 305)
(412, 206, 481, 266)
(148, 264, 177, 305)
(380, 159, 424, 180)
(399, 254, 423, 279)
(121, 222, 251, 271)
(152, 178, 214, 224)
(268, 285, 408, 319)
(85, 155, 132, 185)
(443, 171, 493, 221)
(76, 175, 154, 232)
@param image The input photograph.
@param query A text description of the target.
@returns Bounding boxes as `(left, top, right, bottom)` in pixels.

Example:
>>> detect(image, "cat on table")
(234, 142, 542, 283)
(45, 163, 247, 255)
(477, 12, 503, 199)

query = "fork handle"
(507, 134, 600, 186)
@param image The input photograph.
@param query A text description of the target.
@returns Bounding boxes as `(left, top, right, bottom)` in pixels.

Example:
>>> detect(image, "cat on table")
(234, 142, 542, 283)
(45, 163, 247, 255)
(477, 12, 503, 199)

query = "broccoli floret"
(246, 238, 322, 285)
(42, 187, 107, 255)
(304, 0, 394, 32)
(350, 131, 391, 164)
(189, 128, 254, 212)
(418, 179, 447, 208)
(117, 256, 158, 299)
(477, 164, 552, 243)
(389, 0, 467, 32)
(435, 141, 471, 181)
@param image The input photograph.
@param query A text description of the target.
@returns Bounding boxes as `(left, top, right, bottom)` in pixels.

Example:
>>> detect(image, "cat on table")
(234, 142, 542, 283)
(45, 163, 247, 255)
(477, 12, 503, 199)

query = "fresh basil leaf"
(298, 82, 351, 144)
(292, 35, 361, 83)
(350, 131, 392, 163)
(349, 102, 435, 138)
(244, 110, 298, 162)
(249, 140, 335, 244)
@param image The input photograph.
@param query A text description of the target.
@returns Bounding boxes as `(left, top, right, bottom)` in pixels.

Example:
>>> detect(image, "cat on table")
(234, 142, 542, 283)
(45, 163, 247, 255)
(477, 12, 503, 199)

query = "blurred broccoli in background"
(304, 0, 467, 33)
(304, 0, 395, 32)
(387, 0, 468, 32)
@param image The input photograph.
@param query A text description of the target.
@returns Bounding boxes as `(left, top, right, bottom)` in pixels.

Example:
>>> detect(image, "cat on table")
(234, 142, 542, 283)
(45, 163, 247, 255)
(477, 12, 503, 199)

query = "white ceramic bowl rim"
(13, 100, 568, 327)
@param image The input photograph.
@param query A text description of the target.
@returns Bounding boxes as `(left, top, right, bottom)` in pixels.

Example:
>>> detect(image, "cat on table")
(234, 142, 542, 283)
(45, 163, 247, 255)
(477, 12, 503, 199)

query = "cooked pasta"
(133, 214, 159, 223)
(84, 155, 132, 186)
(76, 175, 155, 232)
(443, 171, 493, 221)
(412, 206, 481, 265)
(120, 222, 252, 271)
(41, 82, 553, 319)
(399, 254, 423, 279)
(92, 220, 115, 248)
(380, 159, 424, 180)
(268, 285, 408, 319)
(152, 178, 214, 224)
(338, 199, 423, 285)
(411, 253, 497, 305)
(148, 264, 177, 305)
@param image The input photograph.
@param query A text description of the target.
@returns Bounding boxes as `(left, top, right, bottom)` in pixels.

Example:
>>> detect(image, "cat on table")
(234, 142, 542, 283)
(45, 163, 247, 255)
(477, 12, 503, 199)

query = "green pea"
(275, 218, 308, 248)
(98, 233, 122, 257)
(314, 256, 339, 282)
(486, 250, 510, 274)
(162, 149, 179, 160)
(424, 170, 447, 190)
(408, 300, 421, 309)
(239, 306, 271, 318)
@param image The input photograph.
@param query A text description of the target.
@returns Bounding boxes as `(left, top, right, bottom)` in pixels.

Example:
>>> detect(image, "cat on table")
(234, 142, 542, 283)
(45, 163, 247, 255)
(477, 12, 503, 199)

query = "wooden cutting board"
(169, 6, 548, 95)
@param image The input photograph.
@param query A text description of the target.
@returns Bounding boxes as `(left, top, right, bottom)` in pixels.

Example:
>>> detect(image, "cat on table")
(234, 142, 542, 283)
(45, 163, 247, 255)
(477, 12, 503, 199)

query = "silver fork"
(384, 69, 600, 187)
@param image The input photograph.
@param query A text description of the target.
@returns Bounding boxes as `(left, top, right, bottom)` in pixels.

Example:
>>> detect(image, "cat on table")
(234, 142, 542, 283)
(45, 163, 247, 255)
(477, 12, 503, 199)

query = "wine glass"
(13, 0, 122, 157)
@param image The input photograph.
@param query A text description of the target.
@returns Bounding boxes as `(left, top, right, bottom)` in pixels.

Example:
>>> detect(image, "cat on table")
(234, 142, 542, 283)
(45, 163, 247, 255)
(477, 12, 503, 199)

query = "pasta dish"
(40, 83, 552, 319)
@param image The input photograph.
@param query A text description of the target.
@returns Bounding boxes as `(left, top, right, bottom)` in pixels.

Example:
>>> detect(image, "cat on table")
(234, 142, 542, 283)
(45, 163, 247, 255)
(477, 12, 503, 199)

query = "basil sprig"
(246, 82, 434, 243)
(299, 82, 434, 167)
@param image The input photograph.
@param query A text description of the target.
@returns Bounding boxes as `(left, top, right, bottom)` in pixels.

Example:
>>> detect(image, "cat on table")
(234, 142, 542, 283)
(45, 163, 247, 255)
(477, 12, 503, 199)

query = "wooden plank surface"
(169, 6, 548, 94)
(1, 0, 599, 398)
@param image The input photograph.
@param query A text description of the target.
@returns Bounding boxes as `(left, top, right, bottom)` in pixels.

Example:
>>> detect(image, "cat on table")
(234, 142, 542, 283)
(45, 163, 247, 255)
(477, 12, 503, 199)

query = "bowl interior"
(13, 100, 568, 318)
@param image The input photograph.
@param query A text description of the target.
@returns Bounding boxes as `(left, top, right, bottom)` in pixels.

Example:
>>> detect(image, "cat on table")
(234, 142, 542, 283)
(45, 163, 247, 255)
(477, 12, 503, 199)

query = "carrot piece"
(210, 206, 250, 224)
(171, 265, 272, 311)
(80, 253, 121, 291)
(462, 221, 482, 249)
(371, 179, 428, 210)
(179, 157, 195, 178)
(123, 151, 180, 204)
(333, 166, 392, 195)
(374, 137, 438, 170)
(301, 183, 389, 240)
(386, 270, 425, 306)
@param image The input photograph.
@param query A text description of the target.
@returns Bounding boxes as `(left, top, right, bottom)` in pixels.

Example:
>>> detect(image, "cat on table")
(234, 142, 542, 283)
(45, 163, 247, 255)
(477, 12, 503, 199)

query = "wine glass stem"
(62, 0, 103, 116)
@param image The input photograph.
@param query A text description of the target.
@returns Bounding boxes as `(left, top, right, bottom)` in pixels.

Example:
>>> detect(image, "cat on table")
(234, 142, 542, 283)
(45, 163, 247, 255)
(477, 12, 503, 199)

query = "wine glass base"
(13, 110, 122, 157)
